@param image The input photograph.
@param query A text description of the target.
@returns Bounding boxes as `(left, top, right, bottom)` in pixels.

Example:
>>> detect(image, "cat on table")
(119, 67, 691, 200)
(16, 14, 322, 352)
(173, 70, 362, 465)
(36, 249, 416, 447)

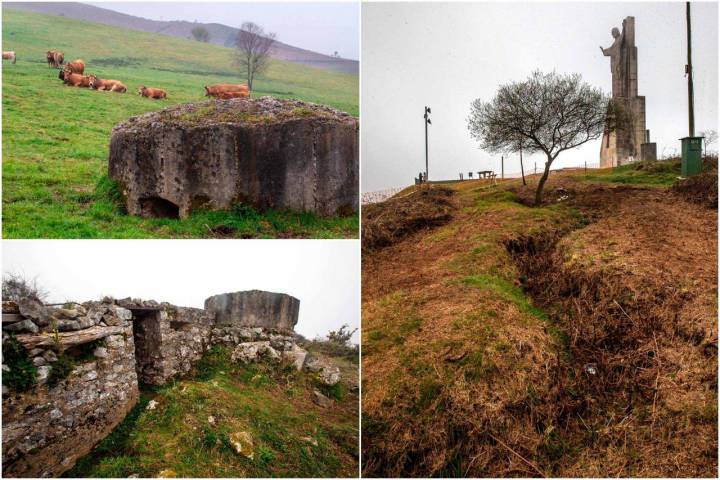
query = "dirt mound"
(671, 172, 718, 208)
(361, 186, 456, 251)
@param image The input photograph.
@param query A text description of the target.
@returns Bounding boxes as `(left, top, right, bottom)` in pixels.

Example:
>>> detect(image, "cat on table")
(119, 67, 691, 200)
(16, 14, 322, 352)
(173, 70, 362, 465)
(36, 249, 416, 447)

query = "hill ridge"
(3, 1, 358, 74)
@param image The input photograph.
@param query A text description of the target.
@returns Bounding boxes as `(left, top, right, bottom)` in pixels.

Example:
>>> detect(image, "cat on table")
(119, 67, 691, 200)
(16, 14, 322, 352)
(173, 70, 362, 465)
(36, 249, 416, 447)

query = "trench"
(502, 224, 707, 435)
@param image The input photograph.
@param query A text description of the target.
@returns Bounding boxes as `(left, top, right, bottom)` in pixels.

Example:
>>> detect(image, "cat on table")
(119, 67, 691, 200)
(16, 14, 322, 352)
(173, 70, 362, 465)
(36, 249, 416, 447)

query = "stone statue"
(600, 27, 624, 97)
(599, 16, 655, 167)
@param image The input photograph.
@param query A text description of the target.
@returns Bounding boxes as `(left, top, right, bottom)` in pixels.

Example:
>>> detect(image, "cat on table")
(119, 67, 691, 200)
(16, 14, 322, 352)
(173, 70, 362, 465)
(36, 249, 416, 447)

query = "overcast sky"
(89, 1, 359, 59)
(2, 240, 359, 342)
(362, 1, 719, 192)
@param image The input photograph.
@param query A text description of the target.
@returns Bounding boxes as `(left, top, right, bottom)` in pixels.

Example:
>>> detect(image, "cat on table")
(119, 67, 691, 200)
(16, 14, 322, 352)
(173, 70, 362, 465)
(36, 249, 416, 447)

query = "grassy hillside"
(2, 8, 358, 238)
(65, 346, 359, 478)
(362, 161, 717, 477)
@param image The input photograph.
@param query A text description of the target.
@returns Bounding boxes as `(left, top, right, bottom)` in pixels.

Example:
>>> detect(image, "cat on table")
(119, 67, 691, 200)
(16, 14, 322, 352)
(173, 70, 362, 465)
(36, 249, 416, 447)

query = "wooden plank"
(2, 313, 25, 324)
(15, 325, 125, 349)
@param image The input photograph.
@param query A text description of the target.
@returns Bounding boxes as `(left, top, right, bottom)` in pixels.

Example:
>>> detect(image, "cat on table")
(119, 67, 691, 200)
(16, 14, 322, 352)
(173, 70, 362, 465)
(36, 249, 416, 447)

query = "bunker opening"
(139, 196, 180, 219)
(130, 308, 163, 383)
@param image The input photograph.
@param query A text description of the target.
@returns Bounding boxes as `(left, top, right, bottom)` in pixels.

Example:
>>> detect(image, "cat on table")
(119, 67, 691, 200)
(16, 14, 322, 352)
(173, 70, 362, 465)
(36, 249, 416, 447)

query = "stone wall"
(2, 300, 138, 478)
(1, 290, 331, 477)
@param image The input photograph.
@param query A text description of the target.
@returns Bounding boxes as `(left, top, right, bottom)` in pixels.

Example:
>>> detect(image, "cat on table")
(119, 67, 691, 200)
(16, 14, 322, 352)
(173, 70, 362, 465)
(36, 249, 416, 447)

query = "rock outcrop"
(108, 97, 358, 219)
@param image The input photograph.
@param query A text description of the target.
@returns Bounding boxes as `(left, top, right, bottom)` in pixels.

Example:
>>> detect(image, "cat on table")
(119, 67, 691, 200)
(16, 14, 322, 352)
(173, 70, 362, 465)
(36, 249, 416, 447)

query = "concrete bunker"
(108, 96, 359, 219)
(205, 290, 300, 331)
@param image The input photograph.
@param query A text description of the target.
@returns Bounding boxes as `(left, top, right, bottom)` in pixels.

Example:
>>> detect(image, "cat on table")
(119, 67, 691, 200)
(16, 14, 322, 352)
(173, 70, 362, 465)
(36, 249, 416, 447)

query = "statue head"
(611, 27, 620, 39)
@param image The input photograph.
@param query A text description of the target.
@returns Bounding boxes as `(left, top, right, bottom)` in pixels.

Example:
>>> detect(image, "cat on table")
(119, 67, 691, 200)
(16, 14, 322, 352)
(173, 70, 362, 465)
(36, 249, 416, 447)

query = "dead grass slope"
(362, 171, 717, 477)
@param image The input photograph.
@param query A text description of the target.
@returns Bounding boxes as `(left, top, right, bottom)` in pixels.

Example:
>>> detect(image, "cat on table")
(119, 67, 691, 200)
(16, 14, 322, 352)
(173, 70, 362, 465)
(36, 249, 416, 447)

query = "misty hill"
(4, 1, 358, 74)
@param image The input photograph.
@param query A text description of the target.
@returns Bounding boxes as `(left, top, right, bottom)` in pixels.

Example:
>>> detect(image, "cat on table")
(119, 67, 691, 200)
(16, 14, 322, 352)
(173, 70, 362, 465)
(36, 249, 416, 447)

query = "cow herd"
(3, 48, 252, 101)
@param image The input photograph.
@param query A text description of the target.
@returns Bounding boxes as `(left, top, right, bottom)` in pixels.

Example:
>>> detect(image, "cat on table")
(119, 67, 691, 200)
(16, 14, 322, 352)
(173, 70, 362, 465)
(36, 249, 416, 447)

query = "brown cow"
(2, 51, 16, 64)
(138, 85, 167, 99)
(215, 90, 249, 99)
(204, 83, 249, 97)
(59, 70, 91, 88)
(88, 75, 127, 93)
(46, 50, 64, 68)
(64, 59, 85, 74)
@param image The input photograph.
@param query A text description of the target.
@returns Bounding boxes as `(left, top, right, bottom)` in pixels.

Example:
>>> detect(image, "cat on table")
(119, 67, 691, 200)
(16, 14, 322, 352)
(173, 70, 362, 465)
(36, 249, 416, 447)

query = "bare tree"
(191, 26, 210, 43)
(468, 71, 609, 205)
(700, 129, 718, 156)
(235, 21, 276, 91)
(2, 273, 48, 303)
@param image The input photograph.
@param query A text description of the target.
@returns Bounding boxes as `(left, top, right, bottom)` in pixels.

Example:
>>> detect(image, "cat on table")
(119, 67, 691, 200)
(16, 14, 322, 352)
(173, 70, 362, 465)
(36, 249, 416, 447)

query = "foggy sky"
(362, 1, 719, 192)
(88, 1, 360, 59)
(2, 240, 360, 342)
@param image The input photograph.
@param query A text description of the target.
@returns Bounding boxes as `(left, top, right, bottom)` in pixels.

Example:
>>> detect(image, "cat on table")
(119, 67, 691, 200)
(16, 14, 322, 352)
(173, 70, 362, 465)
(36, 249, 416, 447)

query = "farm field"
(2, 8, 358, 238)
(361, 160, 718, 477)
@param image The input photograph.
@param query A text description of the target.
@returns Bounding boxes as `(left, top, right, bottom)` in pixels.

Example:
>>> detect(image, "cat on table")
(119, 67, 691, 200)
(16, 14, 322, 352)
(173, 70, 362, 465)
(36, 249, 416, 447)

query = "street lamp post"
(424, 106, 431, 182)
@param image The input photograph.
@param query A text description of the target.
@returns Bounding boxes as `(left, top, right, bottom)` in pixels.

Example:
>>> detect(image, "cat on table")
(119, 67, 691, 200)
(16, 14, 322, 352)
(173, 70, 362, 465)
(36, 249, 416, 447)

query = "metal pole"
(424, 106, 430, 182)
(686, 1, 695, 137)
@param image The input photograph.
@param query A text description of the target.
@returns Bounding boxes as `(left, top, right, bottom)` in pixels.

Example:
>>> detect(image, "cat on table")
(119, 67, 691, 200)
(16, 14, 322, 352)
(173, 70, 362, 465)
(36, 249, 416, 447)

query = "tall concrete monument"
(599, 16, 656, 167)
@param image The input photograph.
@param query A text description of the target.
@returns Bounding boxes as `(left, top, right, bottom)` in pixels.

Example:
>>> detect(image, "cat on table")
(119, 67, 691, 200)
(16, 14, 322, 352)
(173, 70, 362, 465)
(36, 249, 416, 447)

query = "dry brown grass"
(671, 172, 718, 209)
(362, 172, 717, 477)
(361, 185, 457, 252)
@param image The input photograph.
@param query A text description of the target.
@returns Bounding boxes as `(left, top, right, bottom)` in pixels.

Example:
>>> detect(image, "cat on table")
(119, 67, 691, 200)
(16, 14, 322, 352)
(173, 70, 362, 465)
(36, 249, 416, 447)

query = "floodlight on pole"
(424, 106, 432, 182)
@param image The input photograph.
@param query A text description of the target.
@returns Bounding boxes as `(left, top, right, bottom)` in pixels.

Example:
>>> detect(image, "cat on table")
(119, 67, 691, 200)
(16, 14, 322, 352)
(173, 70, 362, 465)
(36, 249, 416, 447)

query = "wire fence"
(361, 188, 404, 205)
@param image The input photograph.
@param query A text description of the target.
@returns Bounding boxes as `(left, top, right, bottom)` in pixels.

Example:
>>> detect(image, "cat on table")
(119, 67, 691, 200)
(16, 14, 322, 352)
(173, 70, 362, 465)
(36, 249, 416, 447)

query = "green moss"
(2, 334, 37, 392)
(318, 381, 346, 401)
(461, 274, 548, 322)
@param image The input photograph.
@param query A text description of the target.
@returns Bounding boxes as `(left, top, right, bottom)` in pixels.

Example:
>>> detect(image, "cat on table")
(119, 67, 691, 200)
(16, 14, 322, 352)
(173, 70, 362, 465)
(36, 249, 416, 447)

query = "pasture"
(2, 8, 358, 238)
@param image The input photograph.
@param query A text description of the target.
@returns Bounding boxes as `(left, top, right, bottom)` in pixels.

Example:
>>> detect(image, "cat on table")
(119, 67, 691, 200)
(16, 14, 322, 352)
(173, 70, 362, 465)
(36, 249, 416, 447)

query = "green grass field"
(2, 8, 358, 238)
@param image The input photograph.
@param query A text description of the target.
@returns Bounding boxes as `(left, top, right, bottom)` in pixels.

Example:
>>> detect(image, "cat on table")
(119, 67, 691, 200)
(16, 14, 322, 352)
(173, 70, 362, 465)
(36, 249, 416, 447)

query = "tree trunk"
(520, 147, 526, 186)
(534, 154, 553, 206)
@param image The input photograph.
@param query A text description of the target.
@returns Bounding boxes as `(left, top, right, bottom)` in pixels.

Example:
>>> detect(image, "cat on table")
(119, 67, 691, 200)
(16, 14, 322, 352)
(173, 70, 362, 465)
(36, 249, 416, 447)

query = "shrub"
(47, 353, 76, 387)
(2, 334, 37, 391)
